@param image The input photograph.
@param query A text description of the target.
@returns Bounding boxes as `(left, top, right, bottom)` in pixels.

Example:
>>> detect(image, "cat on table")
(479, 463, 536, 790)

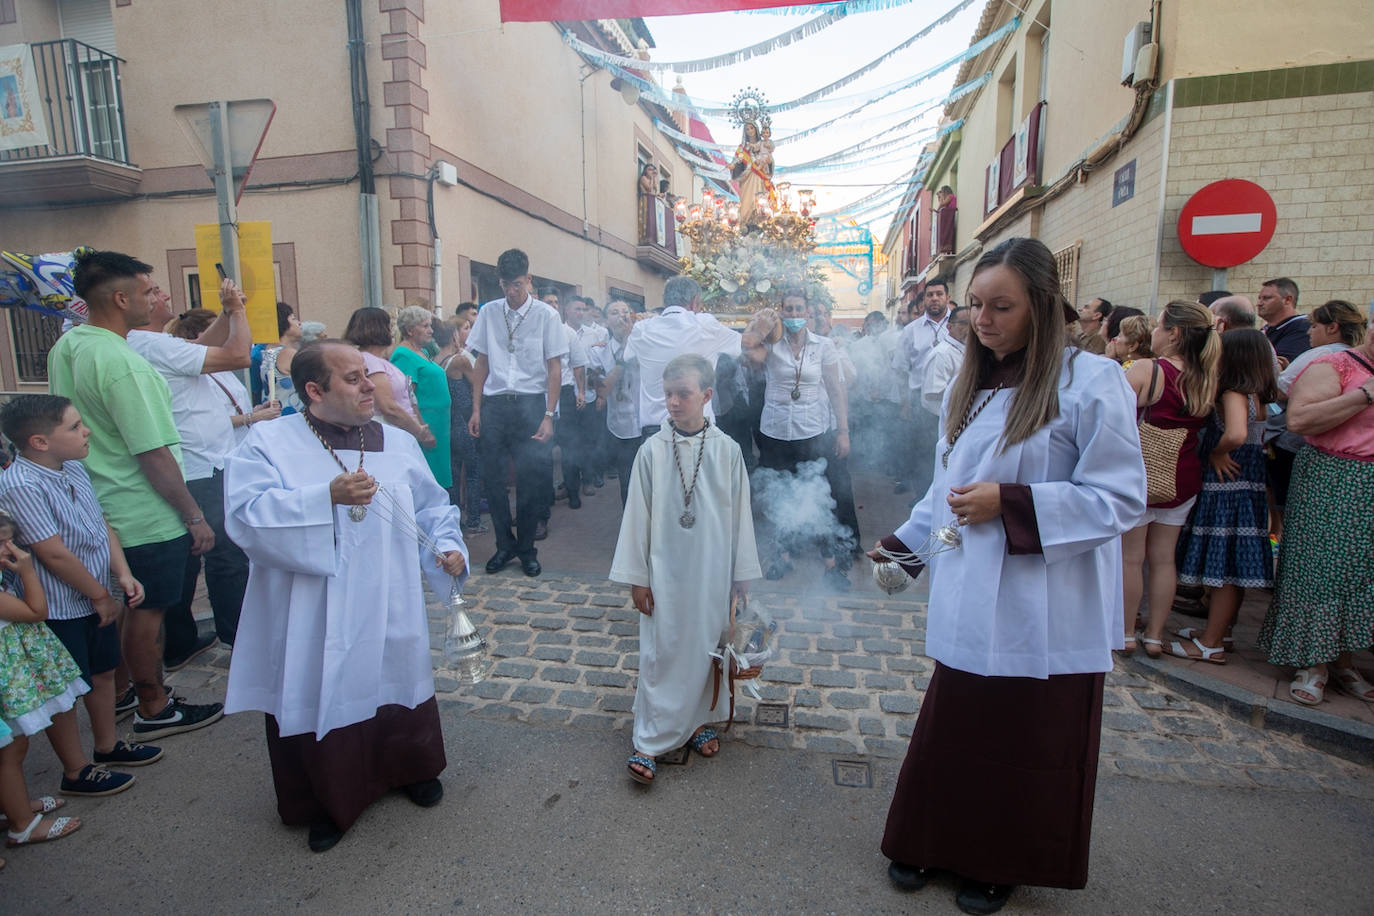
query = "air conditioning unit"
(1121, 21, 1152, 86)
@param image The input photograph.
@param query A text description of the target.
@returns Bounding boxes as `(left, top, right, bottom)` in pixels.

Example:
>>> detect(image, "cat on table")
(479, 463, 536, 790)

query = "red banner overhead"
(500, 1, 818, 22)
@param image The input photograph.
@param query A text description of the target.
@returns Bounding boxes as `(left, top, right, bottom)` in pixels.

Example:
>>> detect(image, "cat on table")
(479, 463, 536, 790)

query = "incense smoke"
(750, 457, 856, 560)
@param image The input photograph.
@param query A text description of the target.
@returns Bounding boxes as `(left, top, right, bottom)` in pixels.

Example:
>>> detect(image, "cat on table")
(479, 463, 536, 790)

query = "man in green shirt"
(48, 250, 223, 740)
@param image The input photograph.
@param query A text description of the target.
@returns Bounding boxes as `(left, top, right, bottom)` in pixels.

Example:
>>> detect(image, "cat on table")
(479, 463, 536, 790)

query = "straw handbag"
(1138, 361, 1187, 505)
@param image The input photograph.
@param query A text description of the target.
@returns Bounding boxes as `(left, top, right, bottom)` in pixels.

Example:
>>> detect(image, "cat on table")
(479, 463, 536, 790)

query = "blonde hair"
(947, 237, 1074, 448)
(1159, 300, 1220, 417)
(1116, 314, 1154, 359)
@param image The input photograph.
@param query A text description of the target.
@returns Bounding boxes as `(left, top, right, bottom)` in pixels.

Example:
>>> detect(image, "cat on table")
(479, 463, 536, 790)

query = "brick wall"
(1038, 117, 1165, 312)
(1159, 90, 1374, 310)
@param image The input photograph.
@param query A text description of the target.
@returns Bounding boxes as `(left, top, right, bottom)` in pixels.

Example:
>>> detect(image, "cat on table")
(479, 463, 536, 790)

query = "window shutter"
(59, 0, 117, 55)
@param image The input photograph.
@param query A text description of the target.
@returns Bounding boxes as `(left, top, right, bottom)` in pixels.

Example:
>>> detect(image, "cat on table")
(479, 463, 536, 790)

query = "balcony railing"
(636, 193, 681, 275)
(0, 39, 131, 166)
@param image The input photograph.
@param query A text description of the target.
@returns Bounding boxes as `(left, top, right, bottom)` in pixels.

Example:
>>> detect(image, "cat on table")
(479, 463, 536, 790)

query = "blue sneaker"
(94, 740, 164, 767)
(60, 764, 135, 797)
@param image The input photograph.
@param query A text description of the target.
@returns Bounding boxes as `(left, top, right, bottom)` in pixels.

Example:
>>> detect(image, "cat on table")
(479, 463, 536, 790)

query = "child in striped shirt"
(0, 395, 161, 798)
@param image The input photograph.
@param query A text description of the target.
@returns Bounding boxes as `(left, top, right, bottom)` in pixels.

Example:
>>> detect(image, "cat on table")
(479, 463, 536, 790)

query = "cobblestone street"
(172, 567, 1374, 800)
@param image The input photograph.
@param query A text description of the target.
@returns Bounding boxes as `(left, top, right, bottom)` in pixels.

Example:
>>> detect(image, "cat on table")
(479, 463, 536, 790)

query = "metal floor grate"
(833, 759, 872, 788)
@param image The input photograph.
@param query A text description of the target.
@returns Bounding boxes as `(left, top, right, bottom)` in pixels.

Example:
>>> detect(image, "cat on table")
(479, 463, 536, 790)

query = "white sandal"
(0, 796, 63, 827)
(6, 813, 81, 846)
(1166, 636, 1226, 665)
(1174, 626, 1233, 653)
(1331, 667, 1374, 701)
(1289, 668, 1327, 706)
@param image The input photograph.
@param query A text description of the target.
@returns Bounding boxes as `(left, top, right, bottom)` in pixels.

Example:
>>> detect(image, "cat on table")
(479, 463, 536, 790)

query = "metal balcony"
(0, 39, 141, 205)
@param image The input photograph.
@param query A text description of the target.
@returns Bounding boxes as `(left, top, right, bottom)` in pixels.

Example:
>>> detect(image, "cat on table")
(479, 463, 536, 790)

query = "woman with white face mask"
(740, 291, 851, 591)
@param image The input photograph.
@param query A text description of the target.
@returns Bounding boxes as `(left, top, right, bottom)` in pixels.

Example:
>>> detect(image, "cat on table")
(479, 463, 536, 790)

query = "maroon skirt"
(881, 662, 1104, 889)
(265, 696, 447, 832)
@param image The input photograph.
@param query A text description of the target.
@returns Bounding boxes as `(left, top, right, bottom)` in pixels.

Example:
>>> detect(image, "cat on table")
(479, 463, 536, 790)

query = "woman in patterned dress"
(1169, 330, 1278, 662)
(1259, 317, 1374, 705)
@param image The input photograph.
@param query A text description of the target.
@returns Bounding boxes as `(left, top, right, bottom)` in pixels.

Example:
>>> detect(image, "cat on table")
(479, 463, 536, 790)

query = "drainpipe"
(347, 0, 383, 310)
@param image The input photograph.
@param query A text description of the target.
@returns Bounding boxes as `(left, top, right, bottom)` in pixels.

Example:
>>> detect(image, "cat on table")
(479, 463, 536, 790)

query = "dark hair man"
(465, 249, 567, 577)
(49, 250, 224, 739)
(225, 340, 466, 852)
(1257, 277, 1309, 363)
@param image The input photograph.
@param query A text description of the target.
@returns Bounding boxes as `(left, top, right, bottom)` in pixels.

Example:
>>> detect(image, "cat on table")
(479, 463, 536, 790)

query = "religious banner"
(502, 1, 815, 21)
(195, 221, 279, 343)
(0, 44, 51, 153)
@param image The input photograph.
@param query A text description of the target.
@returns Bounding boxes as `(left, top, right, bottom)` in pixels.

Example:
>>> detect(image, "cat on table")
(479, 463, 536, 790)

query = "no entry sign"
(1177, 179, 1277, 268)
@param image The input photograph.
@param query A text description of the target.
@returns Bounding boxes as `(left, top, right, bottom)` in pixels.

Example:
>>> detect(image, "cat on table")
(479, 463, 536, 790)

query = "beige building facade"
(884, 0, 1374, 319)
(0, 0, 709, 390)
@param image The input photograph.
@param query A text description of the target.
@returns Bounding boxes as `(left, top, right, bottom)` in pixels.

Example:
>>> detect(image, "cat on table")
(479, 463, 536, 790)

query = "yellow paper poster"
(194, 221, 278, 343)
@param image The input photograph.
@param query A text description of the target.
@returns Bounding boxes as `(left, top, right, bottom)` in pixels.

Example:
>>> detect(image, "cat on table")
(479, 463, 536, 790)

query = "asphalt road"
(6, 709, 1372, 914)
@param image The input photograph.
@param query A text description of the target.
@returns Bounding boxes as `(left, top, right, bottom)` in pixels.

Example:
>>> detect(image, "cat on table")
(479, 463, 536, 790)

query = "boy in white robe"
(610, 355, 762, 785)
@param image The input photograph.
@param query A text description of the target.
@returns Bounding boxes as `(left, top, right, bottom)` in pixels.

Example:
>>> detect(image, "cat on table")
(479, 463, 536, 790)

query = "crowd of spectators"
(1, 244, 1370, 866)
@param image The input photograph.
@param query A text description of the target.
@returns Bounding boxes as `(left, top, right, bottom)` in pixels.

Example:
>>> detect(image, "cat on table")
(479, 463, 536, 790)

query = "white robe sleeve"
(401, 430, 469, 595)
(224, 435, 340, 577)
(1030, 359, 1147, 565)
(609, 442, 654, 588)
(730, 446, 763, 582)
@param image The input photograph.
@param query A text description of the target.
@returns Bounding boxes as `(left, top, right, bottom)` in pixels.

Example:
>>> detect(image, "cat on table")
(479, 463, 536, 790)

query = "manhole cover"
(756, 703, 789, 728)
(659, 747, 689, 766)
(833, 759, 872, 788)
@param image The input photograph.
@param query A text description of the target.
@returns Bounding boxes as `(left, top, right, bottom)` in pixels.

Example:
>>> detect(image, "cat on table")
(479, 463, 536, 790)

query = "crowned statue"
(729, 89, 777, 223)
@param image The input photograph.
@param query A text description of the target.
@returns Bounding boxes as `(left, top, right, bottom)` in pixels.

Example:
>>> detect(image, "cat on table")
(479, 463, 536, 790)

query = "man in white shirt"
(589, 300, 641, 506)
(921, 305, 970, 417)
(554, 297, 596, 509)
(617, 276, 742, 437)
(127, 279, 252, 661)
(893, 278, 950, 498)
(466, 249, 567, 577)
(571, 297, 610, 490)
(847, 311, 891, 468)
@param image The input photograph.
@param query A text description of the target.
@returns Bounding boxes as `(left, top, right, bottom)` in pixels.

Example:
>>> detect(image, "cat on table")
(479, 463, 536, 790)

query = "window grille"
(1053, 241, 1080, 309)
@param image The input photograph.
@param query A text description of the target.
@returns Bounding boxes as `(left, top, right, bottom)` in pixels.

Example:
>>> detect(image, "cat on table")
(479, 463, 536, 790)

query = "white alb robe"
(900, 349, 1146, 679)
(223, 415, 467, 738)
(610, 422, 762, 755)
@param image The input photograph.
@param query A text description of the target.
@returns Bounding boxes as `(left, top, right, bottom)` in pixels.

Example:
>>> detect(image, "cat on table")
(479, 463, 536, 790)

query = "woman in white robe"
(873, 238, 1146, 914)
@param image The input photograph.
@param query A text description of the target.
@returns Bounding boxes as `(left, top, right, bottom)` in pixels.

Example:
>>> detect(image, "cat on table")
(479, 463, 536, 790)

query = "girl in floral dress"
(1169, 330, 1279, 663)
(0, 516, 85, 848)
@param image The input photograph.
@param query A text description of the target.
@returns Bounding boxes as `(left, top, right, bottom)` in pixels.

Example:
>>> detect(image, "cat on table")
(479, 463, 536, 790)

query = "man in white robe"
(610, 355, 761, 785)
(223, 341, 467, 852)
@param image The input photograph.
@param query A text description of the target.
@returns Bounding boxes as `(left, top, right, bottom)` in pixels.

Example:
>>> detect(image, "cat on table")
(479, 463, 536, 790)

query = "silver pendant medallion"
(679, 509, 695, 529)
(507, 341, 516, 353)
(348, 505, 368, 522)
(790, 387, 801, 401)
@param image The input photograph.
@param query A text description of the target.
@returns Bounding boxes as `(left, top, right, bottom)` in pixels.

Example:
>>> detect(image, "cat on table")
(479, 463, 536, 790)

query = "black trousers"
(479, 394, 551, 559)
(556, 384, 588, 496)
(165, 469, 249, 655)
(906, 405, 940, 500)
(610, 433, 642, 506)
(821, 430, 861, 560)
(757, 431, 849, 566)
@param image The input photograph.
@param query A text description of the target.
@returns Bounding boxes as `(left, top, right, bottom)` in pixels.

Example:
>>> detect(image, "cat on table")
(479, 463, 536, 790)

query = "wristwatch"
(544, 410, 556, 418)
